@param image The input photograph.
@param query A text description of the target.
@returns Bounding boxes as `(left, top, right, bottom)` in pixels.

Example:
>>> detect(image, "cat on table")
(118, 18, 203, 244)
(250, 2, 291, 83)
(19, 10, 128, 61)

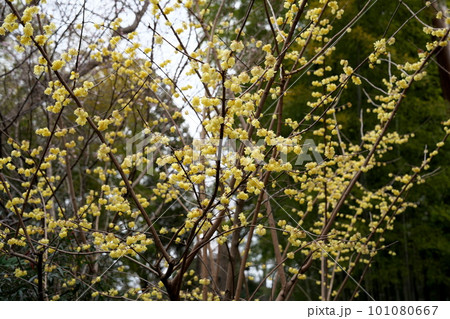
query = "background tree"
(0, 0, 449, 301)
(279, 0, 450, 300)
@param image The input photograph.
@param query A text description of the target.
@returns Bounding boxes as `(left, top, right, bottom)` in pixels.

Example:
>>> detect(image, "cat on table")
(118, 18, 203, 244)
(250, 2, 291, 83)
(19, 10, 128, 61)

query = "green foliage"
(283, 0, 450, 300)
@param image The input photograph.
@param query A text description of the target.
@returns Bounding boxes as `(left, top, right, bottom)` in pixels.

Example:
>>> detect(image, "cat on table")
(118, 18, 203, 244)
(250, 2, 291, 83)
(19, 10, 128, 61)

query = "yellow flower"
(155, 35, 163, 44)
(97, 119, 110, 131)
(255, 224, 266, 236)
(236, 192, 249, 200)
(23, 23, 33, 36)
(14, 268, 27, 278)
(74, 108, 88, 126)
(36, 127, 51, 137)
(21, 6, 39, 23)
(51, 60, 65, 71)
(73, 87, 88, 97)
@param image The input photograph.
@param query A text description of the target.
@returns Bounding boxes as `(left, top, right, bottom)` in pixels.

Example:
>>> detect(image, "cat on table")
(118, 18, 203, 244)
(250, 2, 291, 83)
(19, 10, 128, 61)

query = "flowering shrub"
(0, 0, 449, 300)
